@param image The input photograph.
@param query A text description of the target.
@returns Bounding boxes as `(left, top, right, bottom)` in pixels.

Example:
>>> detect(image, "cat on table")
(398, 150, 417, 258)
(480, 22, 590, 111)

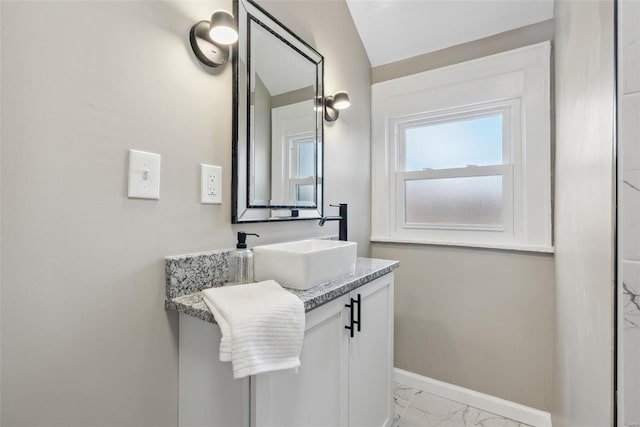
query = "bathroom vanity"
(170, 0, 399, 421)
(165, 254, 398, 427)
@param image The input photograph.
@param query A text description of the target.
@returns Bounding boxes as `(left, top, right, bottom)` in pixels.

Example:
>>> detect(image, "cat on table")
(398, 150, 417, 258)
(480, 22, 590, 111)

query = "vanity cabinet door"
(348, 274, 394, 427)
(252, 294, 350, 427)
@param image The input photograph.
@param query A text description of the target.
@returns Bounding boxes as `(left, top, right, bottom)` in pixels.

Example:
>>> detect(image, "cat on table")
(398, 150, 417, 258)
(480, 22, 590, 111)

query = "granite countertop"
(165, 257, 399, 324)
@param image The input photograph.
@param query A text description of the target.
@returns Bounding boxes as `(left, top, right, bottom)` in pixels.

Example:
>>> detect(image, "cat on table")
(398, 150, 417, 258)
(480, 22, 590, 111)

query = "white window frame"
(287, 133, 316, 204)
(371, 42, 552, 252)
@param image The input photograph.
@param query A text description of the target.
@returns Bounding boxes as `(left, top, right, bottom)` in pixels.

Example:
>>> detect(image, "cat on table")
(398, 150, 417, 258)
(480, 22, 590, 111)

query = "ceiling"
(345, 0, 554, 67)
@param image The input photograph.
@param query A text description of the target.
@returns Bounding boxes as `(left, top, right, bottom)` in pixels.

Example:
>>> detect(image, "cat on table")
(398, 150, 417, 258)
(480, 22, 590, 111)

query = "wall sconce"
(324, 91, 351, 122)
(189, 10, 238, 68)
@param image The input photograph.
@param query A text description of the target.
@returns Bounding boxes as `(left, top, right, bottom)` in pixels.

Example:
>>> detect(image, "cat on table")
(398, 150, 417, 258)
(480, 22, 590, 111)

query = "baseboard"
(394, 368, 552, 427)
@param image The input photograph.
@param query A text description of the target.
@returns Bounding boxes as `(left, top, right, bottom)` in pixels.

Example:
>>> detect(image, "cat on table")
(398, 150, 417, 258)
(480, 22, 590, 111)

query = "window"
(371, 42, 552, 251)
(396, 103, 515, 232)
(288, 134, 316, 203)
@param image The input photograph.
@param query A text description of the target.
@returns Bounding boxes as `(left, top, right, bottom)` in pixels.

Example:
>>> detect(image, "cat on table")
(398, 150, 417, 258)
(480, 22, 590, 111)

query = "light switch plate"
(201, 164, 222, 204)
(128, 149, 161, 199)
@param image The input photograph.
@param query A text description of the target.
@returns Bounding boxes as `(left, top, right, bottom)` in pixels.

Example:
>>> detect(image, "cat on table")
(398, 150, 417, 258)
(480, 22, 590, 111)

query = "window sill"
(369, 236, 554, 254)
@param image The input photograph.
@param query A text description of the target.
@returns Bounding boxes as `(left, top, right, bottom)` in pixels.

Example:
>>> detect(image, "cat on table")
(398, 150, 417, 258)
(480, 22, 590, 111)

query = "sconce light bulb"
(332, 91, 351, 110)
(210, 26, 238, 44)
(209, 10, 238, 45)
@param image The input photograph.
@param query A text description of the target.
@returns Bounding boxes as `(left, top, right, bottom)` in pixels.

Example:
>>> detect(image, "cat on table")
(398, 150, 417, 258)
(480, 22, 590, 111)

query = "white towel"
(202, 280, 305, 379)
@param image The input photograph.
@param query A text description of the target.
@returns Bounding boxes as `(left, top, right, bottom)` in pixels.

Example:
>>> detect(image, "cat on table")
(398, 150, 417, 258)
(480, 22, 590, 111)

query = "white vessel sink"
(253, 239, 357, 290)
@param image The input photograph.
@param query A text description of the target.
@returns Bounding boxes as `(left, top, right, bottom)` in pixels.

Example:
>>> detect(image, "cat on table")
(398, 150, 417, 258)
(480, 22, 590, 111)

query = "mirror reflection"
(233, 0, 324, 223)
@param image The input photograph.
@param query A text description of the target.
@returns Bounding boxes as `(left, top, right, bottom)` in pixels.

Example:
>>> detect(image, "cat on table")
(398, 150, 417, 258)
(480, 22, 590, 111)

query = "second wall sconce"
(324, 91, 351, 122)
(190, 10, 238, 68)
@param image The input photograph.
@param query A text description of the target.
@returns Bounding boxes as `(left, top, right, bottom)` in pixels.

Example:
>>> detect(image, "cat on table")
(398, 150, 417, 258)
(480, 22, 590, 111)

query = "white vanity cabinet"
(252, 293, 350, 426)
(252, 273, 394, 427)
(178, 313, 251, 427)
(347, 274, 395, 427)
(177, 272, 394, 427)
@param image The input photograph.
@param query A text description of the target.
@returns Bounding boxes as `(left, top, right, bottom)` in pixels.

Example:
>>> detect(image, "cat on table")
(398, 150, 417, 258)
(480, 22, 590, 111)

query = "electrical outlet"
(208, 173, 217, 195)
(201, 164, 222, 204)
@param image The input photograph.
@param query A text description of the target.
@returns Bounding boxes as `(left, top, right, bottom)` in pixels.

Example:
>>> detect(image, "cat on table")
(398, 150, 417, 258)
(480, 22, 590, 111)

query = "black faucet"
(319, 203, 348, 241)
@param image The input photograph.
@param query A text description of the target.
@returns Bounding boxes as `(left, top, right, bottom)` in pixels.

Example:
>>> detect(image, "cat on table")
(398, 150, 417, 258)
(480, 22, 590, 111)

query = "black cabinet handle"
(345, 294, 362, 337)
(356, 293, 361, 332)
(345, 298, 355, 337)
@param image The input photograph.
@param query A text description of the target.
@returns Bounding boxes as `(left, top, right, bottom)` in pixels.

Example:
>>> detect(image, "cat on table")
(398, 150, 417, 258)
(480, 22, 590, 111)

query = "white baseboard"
(394, 368, 552, 427)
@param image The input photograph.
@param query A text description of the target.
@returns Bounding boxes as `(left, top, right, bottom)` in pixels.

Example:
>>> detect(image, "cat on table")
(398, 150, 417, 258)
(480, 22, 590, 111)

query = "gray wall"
(371, 19, 554, 84)
(552, 1, 615, 425)
(372, 244, 555, 410)
(371, 22, 556, 411)
(271, 86, 314, 109)
(253, 75, 271, 203)
(0, 1, 371, 425)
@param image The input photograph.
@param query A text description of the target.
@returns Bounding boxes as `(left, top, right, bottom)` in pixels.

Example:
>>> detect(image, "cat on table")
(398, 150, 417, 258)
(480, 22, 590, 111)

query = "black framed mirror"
(232, 0, 324, 223)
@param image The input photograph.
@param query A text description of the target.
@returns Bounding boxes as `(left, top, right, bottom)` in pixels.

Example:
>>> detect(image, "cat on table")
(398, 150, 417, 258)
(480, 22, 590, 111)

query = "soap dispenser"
(228, 232, 260, 285)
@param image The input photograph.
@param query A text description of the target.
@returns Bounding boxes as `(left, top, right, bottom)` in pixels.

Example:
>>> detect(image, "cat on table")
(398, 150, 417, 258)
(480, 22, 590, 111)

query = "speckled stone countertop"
(165, 257, 399, 324)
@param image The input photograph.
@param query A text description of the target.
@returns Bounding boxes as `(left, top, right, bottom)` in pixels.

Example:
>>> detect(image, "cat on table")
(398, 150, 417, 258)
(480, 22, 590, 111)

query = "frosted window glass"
(405, 176, 503, 226)
(296, 184, 314, 202)
(404, 115, 502, 171)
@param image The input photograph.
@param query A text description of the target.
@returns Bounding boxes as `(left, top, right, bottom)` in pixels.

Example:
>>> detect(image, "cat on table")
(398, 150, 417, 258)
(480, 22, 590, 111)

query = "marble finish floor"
(393, 382, 532, 427)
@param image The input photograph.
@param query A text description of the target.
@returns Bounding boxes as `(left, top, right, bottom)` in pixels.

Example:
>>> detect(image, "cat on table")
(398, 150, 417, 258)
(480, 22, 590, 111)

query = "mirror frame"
(232, 0, 325, 223)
